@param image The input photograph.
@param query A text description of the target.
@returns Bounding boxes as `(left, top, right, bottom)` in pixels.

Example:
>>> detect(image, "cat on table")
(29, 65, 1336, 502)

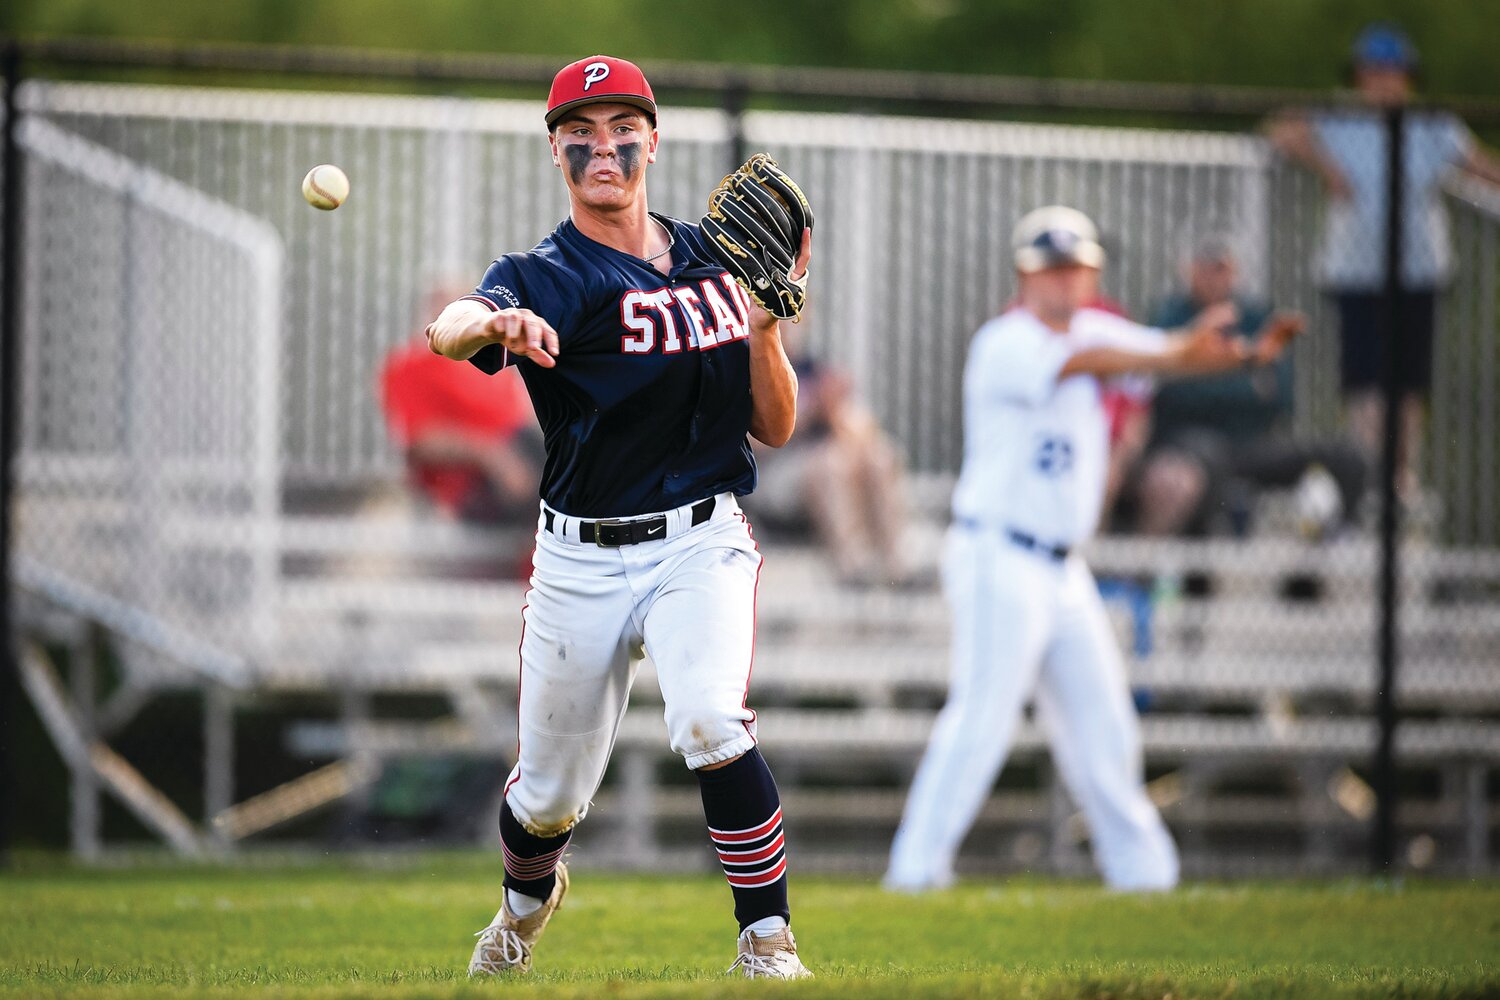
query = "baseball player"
(884, 206, 1300, 893)
(424, 56, 812, 979)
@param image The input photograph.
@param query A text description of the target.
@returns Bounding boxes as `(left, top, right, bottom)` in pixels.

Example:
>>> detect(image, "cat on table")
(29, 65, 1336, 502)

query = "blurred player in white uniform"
(885, 206, 1301, 892)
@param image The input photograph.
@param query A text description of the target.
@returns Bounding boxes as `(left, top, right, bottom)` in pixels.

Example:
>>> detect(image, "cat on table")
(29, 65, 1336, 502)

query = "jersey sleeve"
(971, 320, 1074, 407)
(1077, 309, 1170, 356)
(463, 253, 580, 375)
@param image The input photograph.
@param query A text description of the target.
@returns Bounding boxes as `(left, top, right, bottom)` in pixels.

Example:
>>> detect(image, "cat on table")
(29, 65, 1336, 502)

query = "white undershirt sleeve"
(1077, 309, 1170, 356)
(975, 322, 1074, 407)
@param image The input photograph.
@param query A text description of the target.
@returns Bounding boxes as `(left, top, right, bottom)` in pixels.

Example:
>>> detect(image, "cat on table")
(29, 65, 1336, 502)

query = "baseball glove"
(700, 153, 813, 321)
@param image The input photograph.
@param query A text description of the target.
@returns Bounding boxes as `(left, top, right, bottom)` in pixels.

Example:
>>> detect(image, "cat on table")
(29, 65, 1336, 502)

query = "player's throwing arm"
(427, 303, 561, 369)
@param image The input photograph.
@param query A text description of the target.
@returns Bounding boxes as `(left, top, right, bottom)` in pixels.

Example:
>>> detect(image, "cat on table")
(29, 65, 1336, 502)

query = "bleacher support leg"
(1299, 760, 1337, 873)
(67, 626, 101, 860)
(337, 690, 377, 820)
(1464, 762, 1488, 875)
(619, 749, 658, 867)
(1046, 762, 1084, 876)
(204, 684, 235, 852)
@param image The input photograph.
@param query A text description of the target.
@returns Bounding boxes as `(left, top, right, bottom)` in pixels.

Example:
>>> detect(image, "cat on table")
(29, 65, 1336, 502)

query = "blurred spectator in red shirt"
(380, 287, 543, 527)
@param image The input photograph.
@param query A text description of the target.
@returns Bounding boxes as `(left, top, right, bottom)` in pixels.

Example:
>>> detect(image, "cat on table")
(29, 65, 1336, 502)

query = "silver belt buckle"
(591, 517, 628, 547)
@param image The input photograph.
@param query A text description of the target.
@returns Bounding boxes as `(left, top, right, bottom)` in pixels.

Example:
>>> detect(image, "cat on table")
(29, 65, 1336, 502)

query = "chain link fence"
(6, 65, 1499, 876)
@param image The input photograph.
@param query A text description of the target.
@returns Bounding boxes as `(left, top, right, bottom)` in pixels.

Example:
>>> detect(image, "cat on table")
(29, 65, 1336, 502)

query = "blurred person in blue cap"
(1266, 22, 1500, 503)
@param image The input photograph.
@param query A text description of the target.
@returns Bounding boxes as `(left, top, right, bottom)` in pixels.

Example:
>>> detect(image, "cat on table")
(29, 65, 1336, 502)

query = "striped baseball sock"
(697, 748, 791, 930)
(499, 798, 570, 904)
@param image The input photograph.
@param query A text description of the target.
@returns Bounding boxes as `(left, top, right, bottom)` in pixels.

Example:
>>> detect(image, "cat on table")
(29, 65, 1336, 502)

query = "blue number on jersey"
(1033, 434, 1074, 477)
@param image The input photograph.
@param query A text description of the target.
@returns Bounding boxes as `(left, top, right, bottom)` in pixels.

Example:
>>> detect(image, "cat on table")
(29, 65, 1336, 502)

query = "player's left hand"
(1251, 311, 1305, 365)
(748, 228, 811, 336)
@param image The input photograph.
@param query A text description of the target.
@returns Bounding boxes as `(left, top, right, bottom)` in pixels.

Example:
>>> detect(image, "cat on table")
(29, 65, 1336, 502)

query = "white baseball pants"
(502, 493, 762, 837)
(886, 524, 1179, 891)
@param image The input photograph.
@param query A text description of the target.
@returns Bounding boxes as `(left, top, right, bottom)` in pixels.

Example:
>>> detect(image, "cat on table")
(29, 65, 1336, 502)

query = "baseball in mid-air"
(301, 163, 349, 211)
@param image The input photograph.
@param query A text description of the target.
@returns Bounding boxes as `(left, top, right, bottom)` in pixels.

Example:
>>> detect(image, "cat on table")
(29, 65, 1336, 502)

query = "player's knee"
(869, 436, 901, 475)
(1146, 451, 1206, 499)
(518, 804, 582, 838)
(670, 710, 746, 762)
(508, 784, 588, 836)
(1138, 452, 1207, 528)
(819, 442, 857, 479)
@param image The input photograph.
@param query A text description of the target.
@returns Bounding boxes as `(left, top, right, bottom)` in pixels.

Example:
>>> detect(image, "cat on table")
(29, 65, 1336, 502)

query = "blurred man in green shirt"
(1121, 235, 1365, 539)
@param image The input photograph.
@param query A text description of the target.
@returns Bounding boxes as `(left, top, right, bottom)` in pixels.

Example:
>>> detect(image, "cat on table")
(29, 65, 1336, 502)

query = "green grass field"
(2, 854, 1497, 999)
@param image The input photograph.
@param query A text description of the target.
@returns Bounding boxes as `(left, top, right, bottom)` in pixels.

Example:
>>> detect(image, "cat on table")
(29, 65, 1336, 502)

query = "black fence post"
(0, 37, 25, 868)
(1372, 102, 1405, 875)
(723, 76, 749, 171)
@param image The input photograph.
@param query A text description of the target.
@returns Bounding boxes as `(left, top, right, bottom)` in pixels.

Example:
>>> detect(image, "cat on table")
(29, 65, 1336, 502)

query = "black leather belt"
(1006, 528, 1071, 562)
(545, 497, 716, 547)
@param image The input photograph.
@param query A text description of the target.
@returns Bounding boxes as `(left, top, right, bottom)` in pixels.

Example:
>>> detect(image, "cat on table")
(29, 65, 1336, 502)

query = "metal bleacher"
(15, 451, 1500, 872)
(268, 492, 1500, 879)
(10, 81, 1500, 874)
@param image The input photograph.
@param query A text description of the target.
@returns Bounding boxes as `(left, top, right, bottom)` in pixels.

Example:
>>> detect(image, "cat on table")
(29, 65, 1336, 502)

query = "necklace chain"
(643, 216, 675, 264)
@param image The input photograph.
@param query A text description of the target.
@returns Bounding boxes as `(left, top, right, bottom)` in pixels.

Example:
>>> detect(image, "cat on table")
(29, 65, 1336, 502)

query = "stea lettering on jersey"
(620, 274, 753, 354)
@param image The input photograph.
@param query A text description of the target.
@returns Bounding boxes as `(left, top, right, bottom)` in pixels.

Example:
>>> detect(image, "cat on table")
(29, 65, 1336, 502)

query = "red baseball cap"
(546, 56, 657, 129)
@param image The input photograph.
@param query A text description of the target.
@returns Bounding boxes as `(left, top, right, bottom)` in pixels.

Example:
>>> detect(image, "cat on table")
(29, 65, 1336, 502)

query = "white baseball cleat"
(727, 926, 814, 979)
(467, 862, 569, 976)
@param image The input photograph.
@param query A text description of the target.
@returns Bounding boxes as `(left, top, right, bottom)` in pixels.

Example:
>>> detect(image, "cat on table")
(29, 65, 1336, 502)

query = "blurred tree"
(5, 0, 1500, 100)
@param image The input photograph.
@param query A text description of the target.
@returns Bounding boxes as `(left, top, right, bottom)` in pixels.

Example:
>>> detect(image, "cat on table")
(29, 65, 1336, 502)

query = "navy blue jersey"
(461, 214, 761, 518)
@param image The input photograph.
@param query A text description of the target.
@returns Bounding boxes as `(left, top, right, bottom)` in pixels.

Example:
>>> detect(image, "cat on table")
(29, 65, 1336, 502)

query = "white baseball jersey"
(886, 303, 1180, 893)
(950, 307, 1167, 547)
